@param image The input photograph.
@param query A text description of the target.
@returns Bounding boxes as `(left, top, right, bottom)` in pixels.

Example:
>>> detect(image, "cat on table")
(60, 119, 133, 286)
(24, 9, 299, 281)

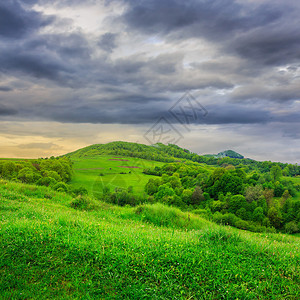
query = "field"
(1, 180, 300, 299)
(69, 155, 164, 196)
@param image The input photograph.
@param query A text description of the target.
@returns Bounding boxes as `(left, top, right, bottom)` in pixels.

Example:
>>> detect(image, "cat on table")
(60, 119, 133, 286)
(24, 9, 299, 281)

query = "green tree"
(252, 207, 265, 223)
(155, 184, 175, 201)
(1, 161, 16, 179)
(181, 189, 193, 205)
(245, 185, 263, 203)
(270, 165, 282, 182)
(228, 195, 246, 214)
(191, 186, 205, 205)
(268, 207, 282, 228)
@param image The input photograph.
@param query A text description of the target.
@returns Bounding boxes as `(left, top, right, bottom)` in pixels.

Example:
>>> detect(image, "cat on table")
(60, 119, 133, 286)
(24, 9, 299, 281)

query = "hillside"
(70, 155, 165, 197)
(65, 141, 300, 175)
(1, 179, 299, 299)
(1, 141, 300, 235)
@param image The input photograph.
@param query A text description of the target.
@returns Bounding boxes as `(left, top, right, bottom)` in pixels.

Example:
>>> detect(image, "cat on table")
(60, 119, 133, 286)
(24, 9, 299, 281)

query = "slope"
(0, 180, 299, 299)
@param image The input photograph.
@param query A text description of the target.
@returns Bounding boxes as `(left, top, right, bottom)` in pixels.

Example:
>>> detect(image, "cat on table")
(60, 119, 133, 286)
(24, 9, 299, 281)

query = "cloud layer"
(0, 0, 299, 162)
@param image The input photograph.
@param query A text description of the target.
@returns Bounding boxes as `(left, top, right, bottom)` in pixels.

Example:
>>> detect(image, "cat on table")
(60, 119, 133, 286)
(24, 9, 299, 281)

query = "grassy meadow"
(1, 179, 300, 299)
(70, 155, 164, 197)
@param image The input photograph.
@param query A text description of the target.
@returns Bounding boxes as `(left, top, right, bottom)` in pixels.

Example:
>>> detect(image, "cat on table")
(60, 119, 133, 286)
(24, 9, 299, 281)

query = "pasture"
(69, 155, 164, 197)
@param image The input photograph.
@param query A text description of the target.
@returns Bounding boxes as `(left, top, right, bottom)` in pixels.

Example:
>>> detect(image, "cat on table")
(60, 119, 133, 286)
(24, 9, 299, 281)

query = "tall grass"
(134, 203, 212, 230)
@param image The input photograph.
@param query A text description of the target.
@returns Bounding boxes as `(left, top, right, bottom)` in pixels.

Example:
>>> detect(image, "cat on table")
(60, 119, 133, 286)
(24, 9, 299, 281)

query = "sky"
(0, 0, 299, 163)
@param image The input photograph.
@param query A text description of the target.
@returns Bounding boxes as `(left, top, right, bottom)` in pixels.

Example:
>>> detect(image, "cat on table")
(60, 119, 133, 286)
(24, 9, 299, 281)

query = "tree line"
(143, 162, 300, 233)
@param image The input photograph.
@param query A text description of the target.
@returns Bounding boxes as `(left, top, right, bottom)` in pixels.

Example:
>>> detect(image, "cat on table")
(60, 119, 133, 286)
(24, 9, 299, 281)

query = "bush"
(213, 212, 238, 226)
(284, 221, 299, 234)
(53, 182, 69, 193)
(70, 196, 98, 210)
(36, 177, 57, 187)
(71, 186, 88, 197)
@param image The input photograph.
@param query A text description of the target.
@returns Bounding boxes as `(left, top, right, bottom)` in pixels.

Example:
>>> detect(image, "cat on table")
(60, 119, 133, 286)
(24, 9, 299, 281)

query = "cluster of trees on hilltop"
(0, 157, 77, 194)
(143, 163, 300, 233)
(65, 142, 177, 162)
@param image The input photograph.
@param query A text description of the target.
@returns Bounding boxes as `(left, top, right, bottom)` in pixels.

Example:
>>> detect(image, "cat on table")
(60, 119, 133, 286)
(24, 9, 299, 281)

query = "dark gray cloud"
(0, 0, 54, 39)
(0, 86, 13, 92)
(0, 103, 18, 116)
(0, 50, 72, 82)
(122, 0, 300, 66)
(98, 33, 118, 53)
(122, 0, 282, 39)
(232, 25, 300, 66)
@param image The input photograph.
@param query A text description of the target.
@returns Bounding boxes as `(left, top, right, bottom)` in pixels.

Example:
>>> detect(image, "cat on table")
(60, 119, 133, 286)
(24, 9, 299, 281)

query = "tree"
(245, 185, 263, 203)
(263, 189, 274, 206)
(154, 184, 175, 201)
(252, 207, 265, 223)
(281, 190, 291, 204)
(268, 207, 282, 228)
(236, 207, 248, 220)
(145, 179, 159, 195)
(228, 194, 246, 214)
(17, 167, 39, 184)
(270, 165, 282, 182)
(1, 161, 16, 179)
(181, 189, 193, 205)
(191, 186, 205, 205)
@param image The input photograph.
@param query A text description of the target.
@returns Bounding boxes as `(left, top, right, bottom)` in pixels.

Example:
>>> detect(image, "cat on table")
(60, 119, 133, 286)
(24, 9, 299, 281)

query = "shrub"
(212, 212, 238, 226)
(70, 196, 98, 210)
(53, 182, 69, 193)
(284, 221, 299, 234)
(71, 186, 88, 196)
(36, 177, 57, 187)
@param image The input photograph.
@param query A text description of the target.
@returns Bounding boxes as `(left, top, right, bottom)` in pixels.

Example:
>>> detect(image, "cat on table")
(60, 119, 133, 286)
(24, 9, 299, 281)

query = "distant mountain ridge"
(203, 150, 244, 159)
(213, 150, 244, 159)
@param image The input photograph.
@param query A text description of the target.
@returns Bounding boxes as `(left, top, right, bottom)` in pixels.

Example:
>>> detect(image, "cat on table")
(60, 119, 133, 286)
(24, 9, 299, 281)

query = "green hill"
(65, 141, 300, 176)
(1, 179, 299, 299)
(64, 141, 191, 162)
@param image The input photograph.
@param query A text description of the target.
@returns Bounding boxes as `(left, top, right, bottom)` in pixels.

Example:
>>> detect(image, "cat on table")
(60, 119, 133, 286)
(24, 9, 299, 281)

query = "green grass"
(1, 180, 299, 299)
(70, 155, 164, 196)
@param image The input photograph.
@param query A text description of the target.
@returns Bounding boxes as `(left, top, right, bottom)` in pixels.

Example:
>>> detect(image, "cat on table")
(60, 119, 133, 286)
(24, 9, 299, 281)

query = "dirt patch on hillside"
(109, 159, 129, 161)
(118, 166, 140, 168)
(75, 168, 104, 170)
